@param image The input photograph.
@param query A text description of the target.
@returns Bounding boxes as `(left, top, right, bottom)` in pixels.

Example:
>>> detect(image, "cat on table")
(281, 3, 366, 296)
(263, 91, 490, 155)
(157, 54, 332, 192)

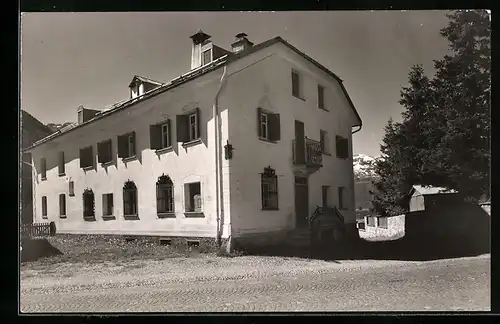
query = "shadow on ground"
(21, 238, 63, 262)
(242, 235, 490, 262)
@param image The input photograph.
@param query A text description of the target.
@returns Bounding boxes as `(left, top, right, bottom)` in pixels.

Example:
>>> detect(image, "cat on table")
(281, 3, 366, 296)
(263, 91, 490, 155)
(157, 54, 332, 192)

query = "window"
(336, 135, 349, 159)
(176, 109, 200, 144)
(358, 221, 366, 231)
(117, 132, 136, 159)
(318, 85, 325, 109)
(322, 185, 330, 208)
(41, 158, 46, 180)
(69, 181, 75, 196)
(367, 216, 376, 227)
(41, 196, 47, 218)
(59, 194, 66, 217)
(261, 166, 278, 210)
(79, 146, 94, 169)
(123, 180, 138, 217)
(150, 120, 171, 150)
(338, 186, 347, 210)
(83, 189, 95, 220)
(102, 193, 114, 217)
(97, 139, 113, 164)
(257, 108, 281, 142)
(157, 174, 175, 216)
(291, 70, 301, 98)
(320, 130, 329, 154)
(184, 182, 202, 213)
(202, 49, 212, 65)
(58, 152, 65, 175)
(378, 217, 388, 229)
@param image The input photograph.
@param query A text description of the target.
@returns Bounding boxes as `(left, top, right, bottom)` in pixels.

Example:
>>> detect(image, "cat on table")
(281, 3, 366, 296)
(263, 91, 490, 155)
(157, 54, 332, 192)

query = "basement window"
(187, 240, 200, 248)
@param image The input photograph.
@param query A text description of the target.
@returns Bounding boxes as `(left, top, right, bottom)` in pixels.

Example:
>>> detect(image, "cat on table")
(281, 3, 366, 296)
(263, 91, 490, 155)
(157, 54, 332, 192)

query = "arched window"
(261, 166, 278, 210)
(83, 189, 95, 220)
(156, 174, 174, 215)
(123, 180, 138, 217)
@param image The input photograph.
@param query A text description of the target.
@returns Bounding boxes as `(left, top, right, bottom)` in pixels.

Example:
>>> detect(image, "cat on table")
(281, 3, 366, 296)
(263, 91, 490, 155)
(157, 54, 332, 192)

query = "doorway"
(294, 176, 309, 228)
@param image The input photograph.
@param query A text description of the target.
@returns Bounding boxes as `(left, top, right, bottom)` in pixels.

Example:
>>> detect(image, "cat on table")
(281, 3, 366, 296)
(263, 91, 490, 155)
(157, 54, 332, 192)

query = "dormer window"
(202, 49, 212, 66)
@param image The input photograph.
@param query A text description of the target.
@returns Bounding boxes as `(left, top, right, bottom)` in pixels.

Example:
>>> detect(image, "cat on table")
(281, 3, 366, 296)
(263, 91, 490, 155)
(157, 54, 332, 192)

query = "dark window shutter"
(166, 119, 172, 147)
(130, 132, 136, 156)
(268, 113, 281, 141)
(117, 135, 127, 158)
(97, 142, 106, 163)
(343, 138, 349, 158)
(58, 152, 65, 174)
(41, 158, 46, 177)
(257, 107, 263, 137)
(79, 149, 85, 167)
(150, 125, 162, 149)
(195, 108, 201, 139)
(176, 115, 189, 143)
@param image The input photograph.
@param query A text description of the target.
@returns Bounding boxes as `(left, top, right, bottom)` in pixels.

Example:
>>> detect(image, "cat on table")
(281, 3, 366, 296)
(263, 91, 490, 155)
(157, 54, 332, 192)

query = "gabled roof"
(25, 36, 362, 151)
(128, 75, 165, 88)
(411, 185, 458, 196)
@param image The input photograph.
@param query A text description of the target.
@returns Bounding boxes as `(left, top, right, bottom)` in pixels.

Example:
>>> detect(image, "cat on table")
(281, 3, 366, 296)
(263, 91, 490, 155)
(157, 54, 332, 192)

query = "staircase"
(285, 206, 346, 249)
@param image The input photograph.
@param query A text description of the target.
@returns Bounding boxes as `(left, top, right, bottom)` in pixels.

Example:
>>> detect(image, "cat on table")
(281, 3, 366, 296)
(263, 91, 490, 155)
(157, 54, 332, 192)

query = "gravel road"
(20, 254, 490, 312)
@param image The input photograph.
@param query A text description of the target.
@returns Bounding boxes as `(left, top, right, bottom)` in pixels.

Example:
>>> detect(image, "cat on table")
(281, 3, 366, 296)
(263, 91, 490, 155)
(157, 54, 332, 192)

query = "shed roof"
(411, 185, 458, 196)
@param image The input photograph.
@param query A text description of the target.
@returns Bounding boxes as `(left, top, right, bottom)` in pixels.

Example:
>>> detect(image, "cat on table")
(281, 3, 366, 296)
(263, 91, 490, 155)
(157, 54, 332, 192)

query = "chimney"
(231, 33, 254, 53)
(190, 29, 212, 70)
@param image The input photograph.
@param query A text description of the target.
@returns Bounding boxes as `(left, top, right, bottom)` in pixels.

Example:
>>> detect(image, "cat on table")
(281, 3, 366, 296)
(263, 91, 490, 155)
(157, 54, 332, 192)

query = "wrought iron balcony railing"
(292, 137, 323, 167)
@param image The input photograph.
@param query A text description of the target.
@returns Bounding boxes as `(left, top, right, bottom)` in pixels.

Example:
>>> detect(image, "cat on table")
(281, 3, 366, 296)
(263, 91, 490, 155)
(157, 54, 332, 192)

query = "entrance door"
(295, 176, 309, 228)
(295, 120, 305, 164)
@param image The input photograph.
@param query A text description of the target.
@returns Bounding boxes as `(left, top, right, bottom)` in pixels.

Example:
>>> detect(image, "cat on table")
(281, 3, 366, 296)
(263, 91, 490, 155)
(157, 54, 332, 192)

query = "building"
(21, 111, 53, 224)
(358, 214, 405, 241)
(405, 185, 490, 250)
(24, 31, 363, 249)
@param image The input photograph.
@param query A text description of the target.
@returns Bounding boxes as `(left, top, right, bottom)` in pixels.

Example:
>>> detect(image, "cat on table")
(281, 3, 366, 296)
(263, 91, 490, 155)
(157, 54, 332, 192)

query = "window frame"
(41, 196, 48, 218)
(336, 135, 349, 159)
(117, 132, 136, 160)
(102, 193, 114, 218)
(378, 216, 388, 229)
(97, 139, 113, 164)
(257, 107, 281, 143)
(40, 157, 47, 180)
(177, 108, 201, 146)
(123, 180, 138, 219)
(83, 189, 95, 220)
(156, 174, 175, 217)
(201, 49, 212, 66)
(79, 146, 94, 169)
(260, 112, 269, 140)
(320, 130, 330, 155)
(184, 182, 203, 215)
(188, 112, 198, 142)
(367, 216, 376, 227)
(317, 84, 326, 110)
(161, 122, 171, 149)
(261, 167, 279, 210)
(291, 70, 302, 99)
(338, 186, 347, 210)
(59, 193, 66, 218)
(58, 151, 66, 176)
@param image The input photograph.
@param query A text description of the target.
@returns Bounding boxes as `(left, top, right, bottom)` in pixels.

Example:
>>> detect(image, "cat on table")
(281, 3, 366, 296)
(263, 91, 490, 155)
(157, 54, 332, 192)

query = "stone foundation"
(233, 230, 288, 251)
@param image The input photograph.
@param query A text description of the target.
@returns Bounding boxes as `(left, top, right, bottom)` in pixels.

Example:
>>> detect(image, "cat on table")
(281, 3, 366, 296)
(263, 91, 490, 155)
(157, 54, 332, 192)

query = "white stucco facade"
(29, 39, 361, 243)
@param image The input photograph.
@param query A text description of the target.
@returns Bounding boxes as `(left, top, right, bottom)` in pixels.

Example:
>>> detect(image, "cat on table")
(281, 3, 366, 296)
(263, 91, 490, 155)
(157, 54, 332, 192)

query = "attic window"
(202, 49, 212, 66)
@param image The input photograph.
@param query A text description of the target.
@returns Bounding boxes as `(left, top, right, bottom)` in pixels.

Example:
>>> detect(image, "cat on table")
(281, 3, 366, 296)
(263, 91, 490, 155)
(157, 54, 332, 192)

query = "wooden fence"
(20, 222, 56, 238)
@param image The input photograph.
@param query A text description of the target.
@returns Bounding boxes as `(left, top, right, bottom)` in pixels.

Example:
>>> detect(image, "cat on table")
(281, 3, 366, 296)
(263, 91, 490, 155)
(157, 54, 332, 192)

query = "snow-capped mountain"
(353, 153, 379, 180)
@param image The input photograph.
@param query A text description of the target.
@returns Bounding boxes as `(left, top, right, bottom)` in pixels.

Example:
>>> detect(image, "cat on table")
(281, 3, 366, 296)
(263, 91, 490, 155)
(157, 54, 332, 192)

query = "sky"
(20, 11, 452, 157)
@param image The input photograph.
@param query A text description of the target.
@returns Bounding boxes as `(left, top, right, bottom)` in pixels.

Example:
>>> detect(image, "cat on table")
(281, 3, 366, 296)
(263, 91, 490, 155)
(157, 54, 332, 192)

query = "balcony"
(292, 137, 323, 172)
